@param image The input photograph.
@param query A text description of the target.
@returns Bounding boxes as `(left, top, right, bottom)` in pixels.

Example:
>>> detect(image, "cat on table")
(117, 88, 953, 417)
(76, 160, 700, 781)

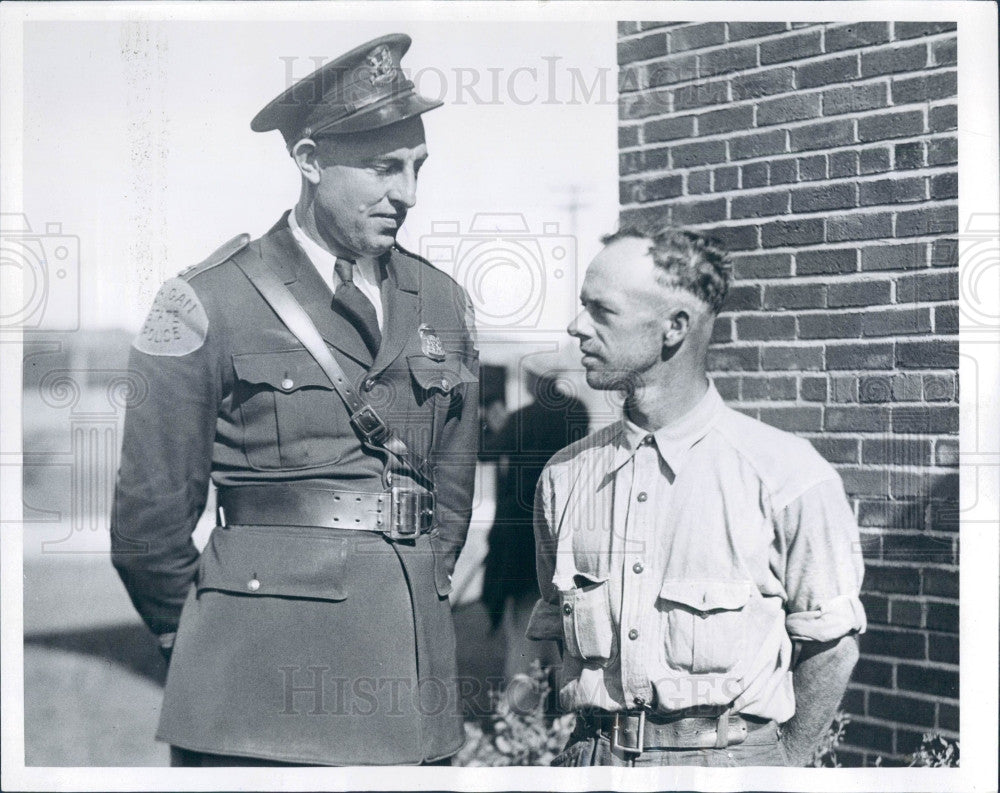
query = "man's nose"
(568, 309, 589, 338)
(387, 166, 418, 209)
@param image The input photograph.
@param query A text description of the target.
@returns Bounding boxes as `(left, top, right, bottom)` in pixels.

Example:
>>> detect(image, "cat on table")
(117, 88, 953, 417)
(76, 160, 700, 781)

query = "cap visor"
(312, 92, 443, 136)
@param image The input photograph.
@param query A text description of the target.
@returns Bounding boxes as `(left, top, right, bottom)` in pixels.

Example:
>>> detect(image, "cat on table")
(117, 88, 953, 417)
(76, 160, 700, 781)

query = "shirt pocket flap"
(197, 526, 349, 601)
(407, 352, 477, 394)
(232, 349, 334, 391)
(658, 580, 755, 612)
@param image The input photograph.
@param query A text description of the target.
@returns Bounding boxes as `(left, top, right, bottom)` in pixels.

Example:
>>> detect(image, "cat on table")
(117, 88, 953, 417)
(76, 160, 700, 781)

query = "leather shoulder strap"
(235, 253, 434, 488)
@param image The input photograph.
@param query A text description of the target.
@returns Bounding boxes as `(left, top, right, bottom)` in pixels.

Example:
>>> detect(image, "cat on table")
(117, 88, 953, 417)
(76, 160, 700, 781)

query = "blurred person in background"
(481, 358, 589, 680)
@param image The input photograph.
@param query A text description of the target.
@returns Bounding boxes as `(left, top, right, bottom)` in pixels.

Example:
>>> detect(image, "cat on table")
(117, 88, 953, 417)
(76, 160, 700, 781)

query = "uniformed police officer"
(111, 34, 480, 766)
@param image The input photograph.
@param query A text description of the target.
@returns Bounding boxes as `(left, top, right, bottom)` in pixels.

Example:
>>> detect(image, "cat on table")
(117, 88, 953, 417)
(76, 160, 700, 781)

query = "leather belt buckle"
(350, 404, 390, 444)
(387, 487, 434, 540)
(610, 711, 645, 756)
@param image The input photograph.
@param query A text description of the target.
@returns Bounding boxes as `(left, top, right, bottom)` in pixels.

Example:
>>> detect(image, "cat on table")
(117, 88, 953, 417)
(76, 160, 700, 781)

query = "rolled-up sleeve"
(780, 477, 867, 642)
(526, 468, 563, 641)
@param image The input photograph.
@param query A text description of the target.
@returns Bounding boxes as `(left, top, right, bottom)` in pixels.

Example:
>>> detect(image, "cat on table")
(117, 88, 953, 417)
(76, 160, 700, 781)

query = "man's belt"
(580, 708, 770, 753)
(216, 484, 434, 540)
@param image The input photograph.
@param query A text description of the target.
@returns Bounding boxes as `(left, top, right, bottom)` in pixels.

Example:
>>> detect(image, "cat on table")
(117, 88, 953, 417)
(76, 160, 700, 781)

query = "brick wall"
(616, 21, 958, 766)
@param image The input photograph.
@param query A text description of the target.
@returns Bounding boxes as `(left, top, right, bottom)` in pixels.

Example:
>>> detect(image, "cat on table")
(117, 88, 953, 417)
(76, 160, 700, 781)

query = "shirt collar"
(287, 209, 378, 287)
(608, 381, 723, 476)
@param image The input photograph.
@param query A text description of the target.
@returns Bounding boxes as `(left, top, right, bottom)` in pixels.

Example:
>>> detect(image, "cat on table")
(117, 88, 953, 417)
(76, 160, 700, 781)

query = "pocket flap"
(407, 352, 477, 394)
(232, 349, 334, 391)
(658, 580, 755, 612)
(197, 525, 349, 601)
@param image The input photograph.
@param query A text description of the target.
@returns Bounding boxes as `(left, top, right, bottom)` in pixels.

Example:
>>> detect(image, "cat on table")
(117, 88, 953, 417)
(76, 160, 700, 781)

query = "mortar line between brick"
(617, 32, 956, 79)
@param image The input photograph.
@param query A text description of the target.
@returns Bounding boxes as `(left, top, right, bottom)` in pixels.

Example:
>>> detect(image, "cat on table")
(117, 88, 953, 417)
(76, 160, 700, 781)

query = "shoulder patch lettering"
(180, 233, 251, 281)
(132, 277, 209, 357)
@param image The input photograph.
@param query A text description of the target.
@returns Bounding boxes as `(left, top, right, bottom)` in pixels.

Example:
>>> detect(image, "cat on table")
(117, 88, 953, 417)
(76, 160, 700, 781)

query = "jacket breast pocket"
(232, 350, 348, 470)
(657, 580, 755, 675)
(406, 351, 478, 401)
(558, 573, 614, 664)
(197, 525, 350, 602)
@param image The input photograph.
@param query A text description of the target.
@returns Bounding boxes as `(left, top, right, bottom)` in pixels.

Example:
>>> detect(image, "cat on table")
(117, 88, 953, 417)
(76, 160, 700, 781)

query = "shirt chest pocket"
(657, 580, 756, 676)
(558, 573, 615, 665)
(232, 350, 349, 471)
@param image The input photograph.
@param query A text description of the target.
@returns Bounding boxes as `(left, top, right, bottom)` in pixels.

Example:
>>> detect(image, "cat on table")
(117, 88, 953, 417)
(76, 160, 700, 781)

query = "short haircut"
(601, 223, 732, 314)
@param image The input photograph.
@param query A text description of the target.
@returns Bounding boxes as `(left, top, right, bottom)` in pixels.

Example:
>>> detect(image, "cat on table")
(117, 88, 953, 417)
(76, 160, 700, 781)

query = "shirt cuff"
(526, 598, 563, 641)
(785, 594, 867, 642)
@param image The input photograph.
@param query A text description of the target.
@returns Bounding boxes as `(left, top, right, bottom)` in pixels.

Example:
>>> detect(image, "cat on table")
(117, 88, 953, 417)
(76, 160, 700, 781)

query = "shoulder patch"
(179, 233, 251, 281)
(132, 277, 209, 357)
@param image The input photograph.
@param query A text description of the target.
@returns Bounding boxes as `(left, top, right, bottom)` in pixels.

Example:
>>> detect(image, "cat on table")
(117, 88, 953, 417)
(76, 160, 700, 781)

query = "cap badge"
(365, 45, 396, 85)
(419, 324, 446, 361)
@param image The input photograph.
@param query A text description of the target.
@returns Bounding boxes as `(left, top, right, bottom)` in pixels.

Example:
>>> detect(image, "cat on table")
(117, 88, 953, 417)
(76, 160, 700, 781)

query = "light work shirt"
(527, 383, 866, 724)
(288, 209, 384, 330)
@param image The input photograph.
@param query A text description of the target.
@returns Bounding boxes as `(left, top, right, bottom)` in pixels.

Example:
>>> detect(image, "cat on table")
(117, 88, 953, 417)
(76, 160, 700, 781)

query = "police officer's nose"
(388, 167, 418, 209)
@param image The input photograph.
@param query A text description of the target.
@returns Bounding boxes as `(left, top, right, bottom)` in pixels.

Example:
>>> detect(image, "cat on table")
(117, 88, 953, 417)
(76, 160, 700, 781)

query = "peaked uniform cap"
(250, 33, 442, 146)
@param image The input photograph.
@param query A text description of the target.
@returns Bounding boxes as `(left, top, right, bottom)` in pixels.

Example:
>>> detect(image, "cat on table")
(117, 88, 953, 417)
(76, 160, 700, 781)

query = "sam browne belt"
(216, 484, 434, 540)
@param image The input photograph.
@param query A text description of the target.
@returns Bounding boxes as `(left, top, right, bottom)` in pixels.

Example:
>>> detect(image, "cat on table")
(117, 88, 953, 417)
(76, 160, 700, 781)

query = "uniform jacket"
(111, 214, 480, 765)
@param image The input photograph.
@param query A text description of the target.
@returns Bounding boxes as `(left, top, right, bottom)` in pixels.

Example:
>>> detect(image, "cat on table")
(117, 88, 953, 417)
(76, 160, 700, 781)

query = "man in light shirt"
(112, 34, 479, 765)
(528, 225, 865, 766)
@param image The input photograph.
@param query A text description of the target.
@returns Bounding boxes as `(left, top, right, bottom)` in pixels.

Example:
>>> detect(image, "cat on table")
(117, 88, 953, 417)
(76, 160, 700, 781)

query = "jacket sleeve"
(110, 276, 222, 637)
(428, 286, 480, 590)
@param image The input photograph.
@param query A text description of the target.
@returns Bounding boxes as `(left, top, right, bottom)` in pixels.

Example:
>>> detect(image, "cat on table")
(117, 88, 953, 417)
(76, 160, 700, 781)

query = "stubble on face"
(312, 118, 427, 257)
(574, 238, 667, 392)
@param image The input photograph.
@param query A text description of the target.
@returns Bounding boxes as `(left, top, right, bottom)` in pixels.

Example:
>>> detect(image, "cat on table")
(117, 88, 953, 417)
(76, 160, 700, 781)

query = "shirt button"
(280, 378, 294, 390)
(563, 603, 573, 615)
(632, 562, 644, 574)
(642, 435, 654, 446)
(362, 377, 376, 391)
(247, 578, 261, 592)
(637, 492, 648, 502)
(628, 628, 639, 640)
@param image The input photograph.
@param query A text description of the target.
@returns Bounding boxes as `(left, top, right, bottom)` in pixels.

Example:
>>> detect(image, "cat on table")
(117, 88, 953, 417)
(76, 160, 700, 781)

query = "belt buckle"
(350, 405, 389, 444)
(610, 711, 645, 756)
(387, 487, 434, 540)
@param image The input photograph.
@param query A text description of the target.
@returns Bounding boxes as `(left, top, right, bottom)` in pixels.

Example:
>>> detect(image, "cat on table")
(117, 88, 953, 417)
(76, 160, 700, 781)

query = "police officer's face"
(313, 118, 428, 257)
(568, 237, 668, 391)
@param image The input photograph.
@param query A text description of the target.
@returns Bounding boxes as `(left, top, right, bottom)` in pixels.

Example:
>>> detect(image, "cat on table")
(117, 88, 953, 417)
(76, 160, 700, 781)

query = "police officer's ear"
(291, 138, 323, 185)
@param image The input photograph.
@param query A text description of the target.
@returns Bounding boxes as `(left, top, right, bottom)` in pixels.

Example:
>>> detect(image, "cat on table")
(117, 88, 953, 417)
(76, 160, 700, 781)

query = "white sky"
(20, 20, 619, 338)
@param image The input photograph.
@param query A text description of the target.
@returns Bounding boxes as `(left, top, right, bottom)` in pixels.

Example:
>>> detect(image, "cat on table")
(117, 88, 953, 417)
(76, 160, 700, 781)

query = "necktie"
(333, 257, 381, 356)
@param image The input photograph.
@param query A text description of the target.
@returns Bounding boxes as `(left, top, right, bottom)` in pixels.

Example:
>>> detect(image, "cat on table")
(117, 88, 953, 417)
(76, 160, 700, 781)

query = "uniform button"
(628, 628, 639, 640)
(247, 578, 261, 592)
(363, 377, 376, 391)
(563, 603, 574, 615)
(440, 378, 450, 390)
(637, 492, 648, 502)
(280, 378, 294, 390)
(632, 562, 644, 574)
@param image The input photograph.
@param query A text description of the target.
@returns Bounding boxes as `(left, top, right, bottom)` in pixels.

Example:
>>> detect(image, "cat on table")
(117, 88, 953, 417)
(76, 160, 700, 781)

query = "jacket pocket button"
(247, 578, 261, 592)
(280, 378, 294, 390)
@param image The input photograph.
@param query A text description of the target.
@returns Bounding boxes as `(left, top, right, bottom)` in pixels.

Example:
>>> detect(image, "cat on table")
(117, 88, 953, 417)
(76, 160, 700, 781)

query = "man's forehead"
(584, 237, 655, 292)
(318, 117, 427, 163)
